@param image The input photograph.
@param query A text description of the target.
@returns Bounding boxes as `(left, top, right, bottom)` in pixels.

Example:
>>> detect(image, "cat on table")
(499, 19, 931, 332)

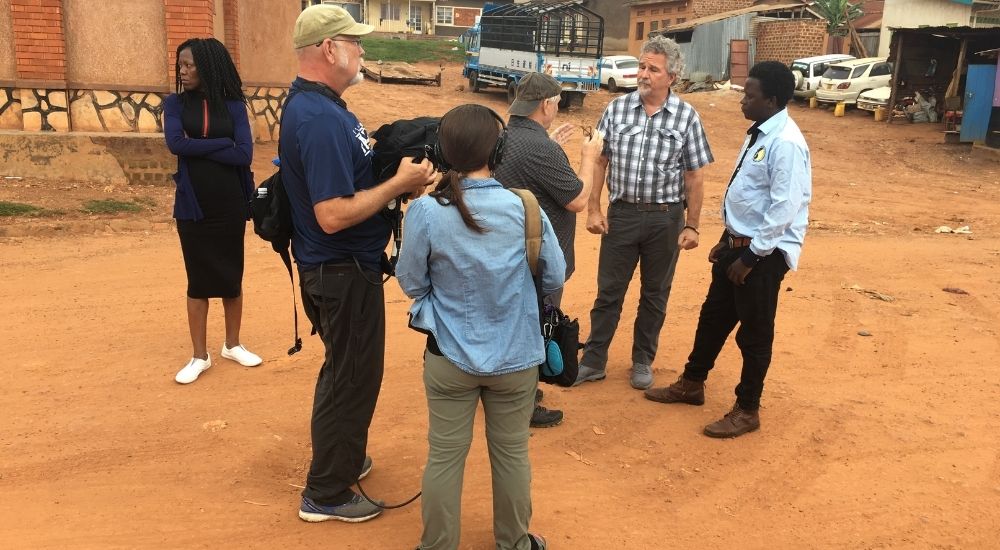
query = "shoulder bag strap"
(510, 188, 541, 276)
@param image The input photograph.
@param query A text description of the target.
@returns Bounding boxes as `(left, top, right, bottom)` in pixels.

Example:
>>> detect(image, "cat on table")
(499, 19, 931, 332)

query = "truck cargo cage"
(480, 0, 604, 59)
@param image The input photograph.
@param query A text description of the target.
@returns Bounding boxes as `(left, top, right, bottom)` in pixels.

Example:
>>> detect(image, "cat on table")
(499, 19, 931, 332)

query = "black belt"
(614, 200, 679, 212)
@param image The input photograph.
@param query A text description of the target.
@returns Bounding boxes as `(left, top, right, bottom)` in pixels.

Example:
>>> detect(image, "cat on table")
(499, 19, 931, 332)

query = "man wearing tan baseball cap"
(283, 3, 436, 525)
(292, 4, 374, 49)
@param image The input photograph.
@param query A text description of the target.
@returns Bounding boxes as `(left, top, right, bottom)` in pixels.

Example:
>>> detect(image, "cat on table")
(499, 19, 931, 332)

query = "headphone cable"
(356, 479, 422, 510)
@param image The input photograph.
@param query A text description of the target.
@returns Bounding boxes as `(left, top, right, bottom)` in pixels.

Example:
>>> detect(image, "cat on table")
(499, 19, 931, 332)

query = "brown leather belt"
(614, 200, 678, 212)
(726, 234, 752, 249)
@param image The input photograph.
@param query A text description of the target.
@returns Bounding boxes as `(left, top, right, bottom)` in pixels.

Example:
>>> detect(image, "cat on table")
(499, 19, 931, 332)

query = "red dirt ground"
(2, 63, 1000, 549)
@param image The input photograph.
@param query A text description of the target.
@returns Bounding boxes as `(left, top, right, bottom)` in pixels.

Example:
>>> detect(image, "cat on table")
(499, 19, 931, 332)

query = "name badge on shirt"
(752, 146, 766, 162)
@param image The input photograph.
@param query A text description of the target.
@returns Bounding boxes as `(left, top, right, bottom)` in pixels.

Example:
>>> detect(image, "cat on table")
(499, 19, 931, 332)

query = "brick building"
(0, 0, 299, 139)
(654, 2, 823, 80)
(625, 0, 756, 56)
(754, 17, 828, 66)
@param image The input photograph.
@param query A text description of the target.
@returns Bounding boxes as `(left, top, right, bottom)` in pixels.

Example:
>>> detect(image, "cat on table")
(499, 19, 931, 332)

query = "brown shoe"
(703, 403, 760, 438)
(644, 375, 705, 405)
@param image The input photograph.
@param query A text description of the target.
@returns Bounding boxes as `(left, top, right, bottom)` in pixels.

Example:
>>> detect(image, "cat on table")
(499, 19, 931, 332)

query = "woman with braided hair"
(163, 37, 261, 384)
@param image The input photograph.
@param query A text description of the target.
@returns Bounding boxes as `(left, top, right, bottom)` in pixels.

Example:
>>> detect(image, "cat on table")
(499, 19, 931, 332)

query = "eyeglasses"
(316, 38, 363, 48)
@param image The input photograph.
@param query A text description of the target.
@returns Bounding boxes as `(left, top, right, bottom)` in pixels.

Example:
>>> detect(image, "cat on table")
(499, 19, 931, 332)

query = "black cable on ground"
(356, 479, 421, 510)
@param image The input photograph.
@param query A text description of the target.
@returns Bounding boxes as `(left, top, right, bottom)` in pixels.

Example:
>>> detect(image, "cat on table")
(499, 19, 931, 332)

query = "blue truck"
(461, 0, 604, 109)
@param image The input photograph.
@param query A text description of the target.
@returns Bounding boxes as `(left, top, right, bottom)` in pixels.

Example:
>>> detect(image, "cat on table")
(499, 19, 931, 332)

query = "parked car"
(857, 86, 891, 112)
(816, 57, 893, 105)
(790, 54, 855, 98)
(599, 55, 639, 92)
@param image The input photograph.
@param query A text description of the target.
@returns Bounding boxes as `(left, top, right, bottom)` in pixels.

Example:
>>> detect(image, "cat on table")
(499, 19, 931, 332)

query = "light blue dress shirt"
(724, 108, 812, 270)
(396, 177, 566, 376)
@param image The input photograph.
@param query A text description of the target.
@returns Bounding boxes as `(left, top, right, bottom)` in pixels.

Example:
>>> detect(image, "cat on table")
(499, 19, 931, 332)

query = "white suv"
(790, 54, 855, 98)
(816, 57, 893, 105)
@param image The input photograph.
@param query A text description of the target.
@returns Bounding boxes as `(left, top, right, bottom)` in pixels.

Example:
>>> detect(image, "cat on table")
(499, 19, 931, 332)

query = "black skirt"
(176, 92, 247, 299)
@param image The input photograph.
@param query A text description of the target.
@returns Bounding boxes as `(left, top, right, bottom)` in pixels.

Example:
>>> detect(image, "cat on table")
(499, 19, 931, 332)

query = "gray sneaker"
(573, 365, 606, 386)
(359, 455, 373, 481)
(299, 493, 383, 523)
(630, 363, 654, 390)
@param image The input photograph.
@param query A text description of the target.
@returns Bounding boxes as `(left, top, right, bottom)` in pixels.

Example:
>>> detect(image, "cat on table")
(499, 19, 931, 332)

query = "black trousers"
(682, 247, 789, 410)
(299, 263, 385, 506)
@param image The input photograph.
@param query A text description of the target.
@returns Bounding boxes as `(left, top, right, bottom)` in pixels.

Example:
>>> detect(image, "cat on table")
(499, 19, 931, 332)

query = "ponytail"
(429, 171, 486, 234)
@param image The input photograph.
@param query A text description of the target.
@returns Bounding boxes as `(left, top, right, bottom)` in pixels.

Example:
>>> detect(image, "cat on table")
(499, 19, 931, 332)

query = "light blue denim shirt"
(724, 108, 812, 270)
(396, 177, 566, 376)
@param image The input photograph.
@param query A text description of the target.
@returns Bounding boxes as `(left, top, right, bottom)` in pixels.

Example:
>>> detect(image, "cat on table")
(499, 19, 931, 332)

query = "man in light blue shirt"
(644, 61, 811, 439)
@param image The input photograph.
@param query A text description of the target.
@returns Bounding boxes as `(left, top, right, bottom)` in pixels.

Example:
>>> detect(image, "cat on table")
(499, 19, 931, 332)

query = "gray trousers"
(581, 201, 684, 370)
(420, 351, 538, 550)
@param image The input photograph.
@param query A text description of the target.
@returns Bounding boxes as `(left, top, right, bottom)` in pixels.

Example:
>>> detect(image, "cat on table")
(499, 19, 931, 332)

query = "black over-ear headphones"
(432, 106, 507, 173)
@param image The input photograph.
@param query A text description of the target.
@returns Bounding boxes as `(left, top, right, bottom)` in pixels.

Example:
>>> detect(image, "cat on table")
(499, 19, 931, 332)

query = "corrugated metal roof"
(887, 25, 1000, 36)
(677, 12, 756, 80)
(625, 0, 685, 6)
(661, 2, 813, 33)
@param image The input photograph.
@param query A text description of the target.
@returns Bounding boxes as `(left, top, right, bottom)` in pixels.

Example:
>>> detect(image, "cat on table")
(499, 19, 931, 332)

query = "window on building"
(380, 2, 401, 20)
(676, 17, 685, 23)
(650, 21, 659, 32)
(662, 19, 671, 27)
(636, 21, 644, 40)
(651, 8, 660, 15)
(436, 6, 453, 25)
(665, 6, 673, 12)
(637, 10, 646, 16)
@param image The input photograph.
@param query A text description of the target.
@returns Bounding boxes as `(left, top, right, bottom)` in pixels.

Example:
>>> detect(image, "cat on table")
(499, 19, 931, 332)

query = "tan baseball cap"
(293, 5, 374, 49)
(509, 72, 564, 116)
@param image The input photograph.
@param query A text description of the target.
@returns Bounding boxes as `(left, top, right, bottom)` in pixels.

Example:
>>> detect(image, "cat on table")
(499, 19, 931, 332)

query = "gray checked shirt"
(494, 117, 583, 278)
(596, 91, 713, 204)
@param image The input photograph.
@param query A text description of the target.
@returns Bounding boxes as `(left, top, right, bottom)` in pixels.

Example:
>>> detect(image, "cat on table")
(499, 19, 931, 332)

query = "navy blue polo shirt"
(279, 78, 390, 271)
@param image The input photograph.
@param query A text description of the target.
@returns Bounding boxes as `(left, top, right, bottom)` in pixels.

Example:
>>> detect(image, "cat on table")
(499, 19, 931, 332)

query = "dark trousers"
(299, 263, 385, 506)
(682, 248, 789, 410)
(582, 201, 683, 369)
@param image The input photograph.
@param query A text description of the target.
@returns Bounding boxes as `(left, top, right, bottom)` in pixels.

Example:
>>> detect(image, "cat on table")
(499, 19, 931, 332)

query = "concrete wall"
(0, 130, 174, 186)
(879, 0, 971, 57)
(64, 0, 168, 90)
(214, 0, 226, 40)
(238, 0, 298, 85)
(755, 19, 827, 66)
(0, 0, 14, 83)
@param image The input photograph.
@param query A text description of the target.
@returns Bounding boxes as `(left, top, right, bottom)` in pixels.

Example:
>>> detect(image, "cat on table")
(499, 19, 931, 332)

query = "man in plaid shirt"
(574, 36, 713, 390)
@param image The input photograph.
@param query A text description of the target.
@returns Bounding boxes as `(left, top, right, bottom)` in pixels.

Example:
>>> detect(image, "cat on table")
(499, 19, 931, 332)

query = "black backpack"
(370, 116, 441, 182)
(250, 93, 303, 356)
(370, 117, 442, 275)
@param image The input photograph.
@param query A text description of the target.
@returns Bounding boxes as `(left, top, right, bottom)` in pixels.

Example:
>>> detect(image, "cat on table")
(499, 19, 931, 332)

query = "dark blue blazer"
(163, 93, 254, 221)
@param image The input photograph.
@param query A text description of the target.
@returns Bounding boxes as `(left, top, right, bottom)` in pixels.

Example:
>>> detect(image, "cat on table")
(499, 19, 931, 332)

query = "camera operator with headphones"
(282, 5, 436, 524)
(396, 104, 565, 550)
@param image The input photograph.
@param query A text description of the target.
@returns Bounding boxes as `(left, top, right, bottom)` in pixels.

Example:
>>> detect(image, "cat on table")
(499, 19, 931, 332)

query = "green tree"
(813, 0, 865, 36)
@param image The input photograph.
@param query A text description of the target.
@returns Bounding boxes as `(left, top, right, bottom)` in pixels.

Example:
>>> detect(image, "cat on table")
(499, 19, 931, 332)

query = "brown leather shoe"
(703, 403, 760, 438)
(643, 375, 705, 405)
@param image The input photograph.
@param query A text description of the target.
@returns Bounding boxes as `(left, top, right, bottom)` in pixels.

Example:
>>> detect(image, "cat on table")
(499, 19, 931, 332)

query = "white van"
(790, 54, 856, 98)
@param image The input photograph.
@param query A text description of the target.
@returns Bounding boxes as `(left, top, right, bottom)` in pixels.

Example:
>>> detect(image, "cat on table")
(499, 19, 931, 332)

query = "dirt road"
(2, 63, 999, 549)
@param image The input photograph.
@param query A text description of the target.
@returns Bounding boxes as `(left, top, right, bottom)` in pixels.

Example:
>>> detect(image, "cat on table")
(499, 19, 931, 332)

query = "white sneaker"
(175, 354, 211, 384)
(221, 343, 262, 367)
